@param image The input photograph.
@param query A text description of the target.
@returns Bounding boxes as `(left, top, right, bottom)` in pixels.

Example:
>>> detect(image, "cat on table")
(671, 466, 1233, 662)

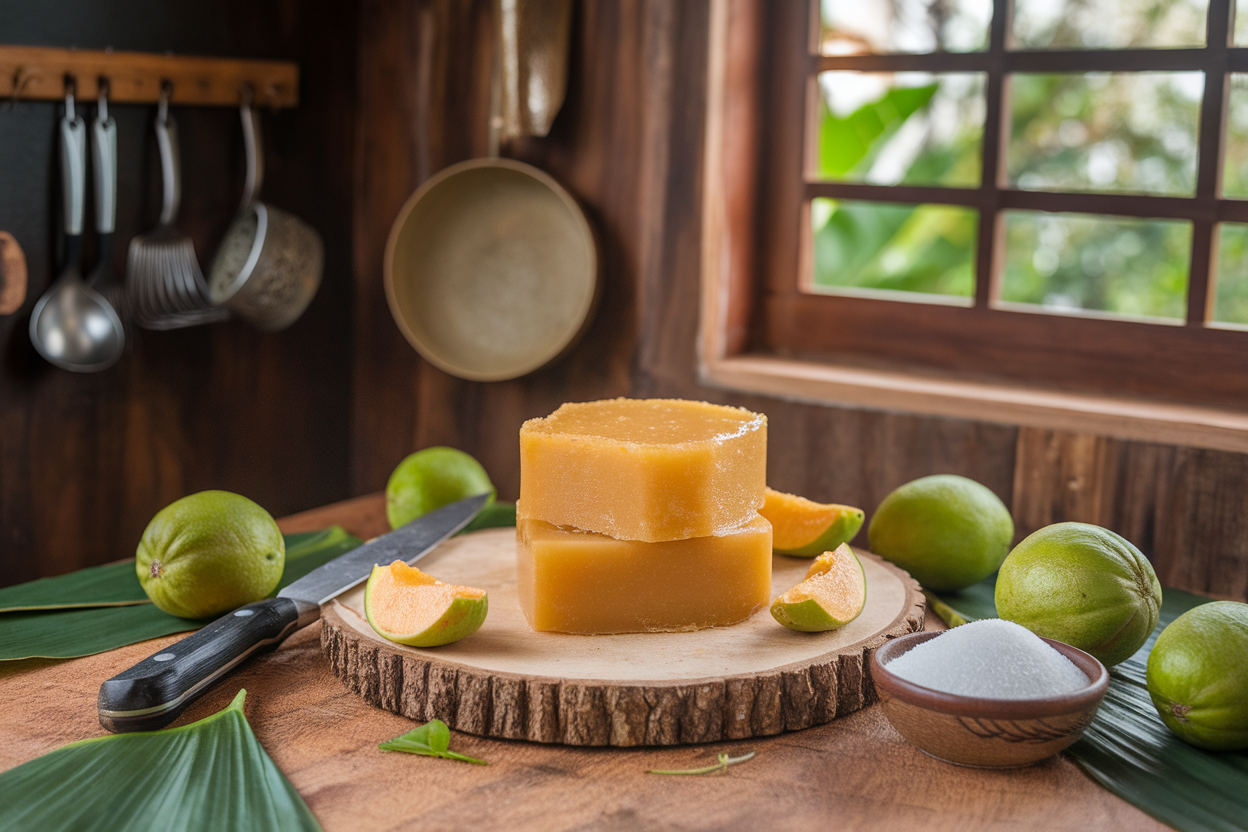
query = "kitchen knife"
(98, 493, 490, 733)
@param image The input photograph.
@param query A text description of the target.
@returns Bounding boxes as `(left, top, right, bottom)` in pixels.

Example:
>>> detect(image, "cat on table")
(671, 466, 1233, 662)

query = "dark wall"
(0, 0, 358, 584)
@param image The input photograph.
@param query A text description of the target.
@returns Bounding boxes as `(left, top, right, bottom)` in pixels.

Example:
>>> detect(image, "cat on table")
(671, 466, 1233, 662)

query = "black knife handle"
(97, 596, 319, 733)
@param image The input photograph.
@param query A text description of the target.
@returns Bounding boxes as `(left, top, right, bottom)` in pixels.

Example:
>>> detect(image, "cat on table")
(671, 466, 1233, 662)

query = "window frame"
(699, 0, 1248, 453)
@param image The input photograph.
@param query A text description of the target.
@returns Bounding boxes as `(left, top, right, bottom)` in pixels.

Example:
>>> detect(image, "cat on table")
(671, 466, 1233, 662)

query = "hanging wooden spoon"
(0, 231, 28, 315)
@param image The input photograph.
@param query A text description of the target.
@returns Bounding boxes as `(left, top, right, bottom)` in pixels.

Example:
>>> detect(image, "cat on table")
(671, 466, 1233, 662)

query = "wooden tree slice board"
(321, 528, 924, 747)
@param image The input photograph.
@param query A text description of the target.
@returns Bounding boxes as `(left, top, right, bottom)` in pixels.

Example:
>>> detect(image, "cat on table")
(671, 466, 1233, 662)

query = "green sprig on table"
(647, 751, 756, 776)
(380, 719, 488, 765)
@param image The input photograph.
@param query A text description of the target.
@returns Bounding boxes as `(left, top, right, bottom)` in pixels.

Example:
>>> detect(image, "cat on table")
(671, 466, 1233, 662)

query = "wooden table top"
(0, 494, 1170, 832)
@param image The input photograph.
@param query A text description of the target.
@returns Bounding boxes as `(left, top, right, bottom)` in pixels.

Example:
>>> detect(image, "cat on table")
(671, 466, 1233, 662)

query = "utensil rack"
(0, 45, 298, 107)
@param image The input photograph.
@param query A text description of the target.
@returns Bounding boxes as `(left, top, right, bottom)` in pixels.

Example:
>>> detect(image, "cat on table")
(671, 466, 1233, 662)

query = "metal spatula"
(126, 84, 227, 330)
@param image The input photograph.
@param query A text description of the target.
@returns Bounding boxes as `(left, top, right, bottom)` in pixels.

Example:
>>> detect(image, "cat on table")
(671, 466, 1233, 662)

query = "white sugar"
(884, 619, 1090, 699)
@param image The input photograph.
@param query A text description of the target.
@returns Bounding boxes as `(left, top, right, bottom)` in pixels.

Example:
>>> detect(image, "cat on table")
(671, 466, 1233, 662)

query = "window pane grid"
(803, 0, 1240, 325)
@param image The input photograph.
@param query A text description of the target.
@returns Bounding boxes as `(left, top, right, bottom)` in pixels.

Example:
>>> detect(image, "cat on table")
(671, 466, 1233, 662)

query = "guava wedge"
(759, 488, 865, 557)
(364, 561, 488, 647)
(770, 543, 866, 632)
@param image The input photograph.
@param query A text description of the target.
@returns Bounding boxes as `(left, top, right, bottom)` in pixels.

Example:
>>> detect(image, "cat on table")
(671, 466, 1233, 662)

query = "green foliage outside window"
(811, 0, 1248, 325)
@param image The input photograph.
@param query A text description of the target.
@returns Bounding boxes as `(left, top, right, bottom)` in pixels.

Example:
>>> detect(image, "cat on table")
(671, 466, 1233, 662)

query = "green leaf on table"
(379, 719, 487, 765)
(0, 527, 363, 661)
(926, 572, 999, 627)
(929, 579, 1248, 832)
(275, 527, 369, 587)
(0, 527, 357, 615)
(0, 604, 204, 662)
(459, 501, 516, 534)
(0, 561, 148, 613)
(0, 689, 321, 832)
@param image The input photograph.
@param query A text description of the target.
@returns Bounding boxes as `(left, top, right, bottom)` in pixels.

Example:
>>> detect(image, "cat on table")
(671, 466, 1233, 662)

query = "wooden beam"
(803, 182, 1248, 223)
(0, 45, 298, 108)
(816, 47, 1248, 74)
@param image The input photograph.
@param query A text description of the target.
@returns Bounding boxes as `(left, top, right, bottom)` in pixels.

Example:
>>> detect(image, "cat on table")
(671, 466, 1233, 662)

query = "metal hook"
(97, 76, 110, 122)
(157, 80, 172, 124)
(1, 66, 38, 113)
(64, 74, 77, 120)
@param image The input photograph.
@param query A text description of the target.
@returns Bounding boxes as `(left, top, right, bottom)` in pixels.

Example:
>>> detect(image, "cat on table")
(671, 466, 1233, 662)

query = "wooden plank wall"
(352, 0, 1248, 602)
(0, 0, 358, 586)
(3, 0, 1242, 602)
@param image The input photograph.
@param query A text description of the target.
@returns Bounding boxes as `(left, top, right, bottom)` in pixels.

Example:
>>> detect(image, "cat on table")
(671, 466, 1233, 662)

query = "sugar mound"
(884, 619, 1090, 699)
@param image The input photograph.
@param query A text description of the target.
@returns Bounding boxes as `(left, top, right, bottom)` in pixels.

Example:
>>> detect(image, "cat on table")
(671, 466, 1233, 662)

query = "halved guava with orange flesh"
(770, 543, 866, 632)
(364, 561, 488, 647)
(760, 488, 865, 556)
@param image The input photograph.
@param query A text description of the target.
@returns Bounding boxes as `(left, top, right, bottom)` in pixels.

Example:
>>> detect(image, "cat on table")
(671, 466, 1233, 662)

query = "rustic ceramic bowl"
(384, 158, 599, 382)
(871, 630, 1109, 768)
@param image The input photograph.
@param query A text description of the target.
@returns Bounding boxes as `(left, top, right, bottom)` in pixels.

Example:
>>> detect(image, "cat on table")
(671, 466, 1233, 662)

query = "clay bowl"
(871, 630, 1109, 768)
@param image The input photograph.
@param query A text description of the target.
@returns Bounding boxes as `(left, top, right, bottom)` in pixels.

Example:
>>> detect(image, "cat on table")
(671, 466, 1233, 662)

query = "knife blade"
(97, 493, 489, 733)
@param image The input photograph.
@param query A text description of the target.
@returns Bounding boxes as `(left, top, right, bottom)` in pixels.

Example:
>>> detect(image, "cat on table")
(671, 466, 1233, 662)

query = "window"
(700, 0, 1248, 452)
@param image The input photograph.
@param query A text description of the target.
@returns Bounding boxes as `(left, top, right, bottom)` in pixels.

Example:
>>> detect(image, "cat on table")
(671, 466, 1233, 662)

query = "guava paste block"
(518, 398, 767, 542)
(516, 515, 772, 633)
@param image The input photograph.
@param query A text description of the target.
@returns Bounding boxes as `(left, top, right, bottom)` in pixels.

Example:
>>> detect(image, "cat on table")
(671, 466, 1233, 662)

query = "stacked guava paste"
(516, 398, 772, 633)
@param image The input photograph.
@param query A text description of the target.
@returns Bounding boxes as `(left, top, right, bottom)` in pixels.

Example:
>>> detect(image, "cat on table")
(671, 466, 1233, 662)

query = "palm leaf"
(273, 527, 367, 587)
(0, 689, 321, 832)
(930, 580, 1248, 832)
(0, 528, 355, 614)
(0, 605, 204, 662)
(0, 561, 148, 613)
(814, 201, 918, 285)
(460, 501, 516, 533)
(818, 84, 939, 179)
(0, 512, 513, 662)
(927, 572, 999, 625)
(0, 528, 363, 661)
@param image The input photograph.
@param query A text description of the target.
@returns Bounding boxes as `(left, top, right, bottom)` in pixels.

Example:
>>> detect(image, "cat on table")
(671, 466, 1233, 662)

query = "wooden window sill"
(699, 352, 1248, 454)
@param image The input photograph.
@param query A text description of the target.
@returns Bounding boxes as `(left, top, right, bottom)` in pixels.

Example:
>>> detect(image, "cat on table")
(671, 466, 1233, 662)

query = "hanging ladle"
(86, 80, 127, 320)
(29, 79, 125, 372)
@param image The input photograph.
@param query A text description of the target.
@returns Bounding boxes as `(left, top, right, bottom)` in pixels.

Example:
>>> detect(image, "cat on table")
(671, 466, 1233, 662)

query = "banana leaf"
(931, 580, 1248, 832)
(0, 605, 204, 662)
(461, 501, 516, 533)
(0, 506, 514, 662)
(275, 527, 367, 586)
(0, 561, 148, 613)
(0, 528, 363, 661)
(0, 528, 355, 614)
(0, 689, 321, 832)
(926, 572, 999, 626)
(818, 83, 939, 179)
